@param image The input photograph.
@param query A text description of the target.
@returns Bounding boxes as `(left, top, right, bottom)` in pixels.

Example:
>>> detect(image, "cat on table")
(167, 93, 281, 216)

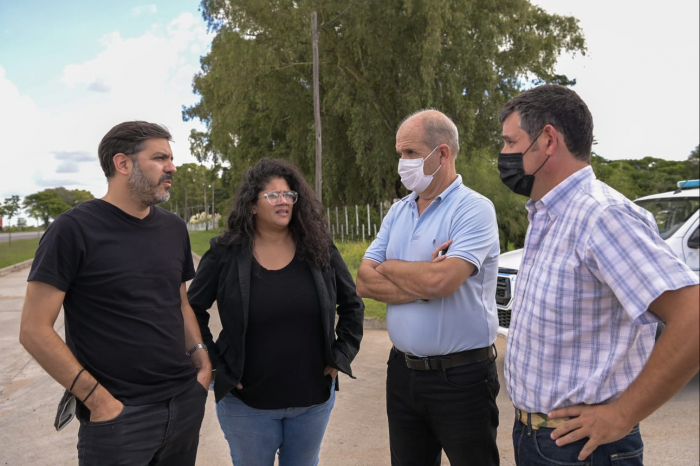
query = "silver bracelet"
(186, 343, 207, 357)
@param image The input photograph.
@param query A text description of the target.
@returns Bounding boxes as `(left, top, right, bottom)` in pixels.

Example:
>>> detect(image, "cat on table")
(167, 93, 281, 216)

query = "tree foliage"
(52, 187, 94, 207)
(185, 0, 586, 210)
(688, 144, 699, 176)
(160, 163, 229, 222)
(0, 195, 22, 245)
(591, 153, 699, 201)
(23, 188, 93, 227)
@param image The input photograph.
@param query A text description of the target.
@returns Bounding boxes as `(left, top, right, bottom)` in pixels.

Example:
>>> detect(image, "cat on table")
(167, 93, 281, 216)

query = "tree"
(592, 155, 698, 201)
(22, 187, 94, 228)
(51, 187, 94, 207)
(688, 145, 699, 178)
(160, 163, 227, 222)
(0, 195, 22, 246)
(23, 190, 72, 228)
(185, 0, 586, 211)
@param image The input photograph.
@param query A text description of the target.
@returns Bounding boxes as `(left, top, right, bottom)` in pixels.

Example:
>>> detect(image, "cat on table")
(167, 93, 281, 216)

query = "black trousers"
(386, 348, 500, 466)
(76, 381, 208, 466)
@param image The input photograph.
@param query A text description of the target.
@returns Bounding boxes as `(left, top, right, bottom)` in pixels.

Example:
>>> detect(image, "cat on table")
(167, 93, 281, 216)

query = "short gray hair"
(401, 109, 460, 157)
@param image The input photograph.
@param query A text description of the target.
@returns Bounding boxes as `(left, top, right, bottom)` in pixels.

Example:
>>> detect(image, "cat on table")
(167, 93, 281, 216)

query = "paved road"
(0, 264, 698, 465)
(0, 231, 43, 243)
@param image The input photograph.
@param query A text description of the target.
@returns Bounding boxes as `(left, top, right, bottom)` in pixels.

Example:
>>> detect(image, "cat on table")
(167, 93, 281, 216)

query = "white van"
(495, 179, 700, 337)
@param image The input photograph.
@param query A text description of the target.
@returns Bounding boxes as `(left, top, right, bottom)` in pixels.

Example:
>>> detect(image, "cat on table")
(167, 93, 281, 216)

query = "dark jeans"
(513, 416, 644, 465)
(76, 380, 208, 466)
(386, 348, 500, 466)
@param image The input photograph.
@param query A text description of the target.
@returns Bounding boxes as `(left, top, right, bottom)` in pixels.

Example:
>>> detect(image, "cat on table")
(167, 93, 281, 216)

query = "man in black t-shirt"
(19, 121, 212, 466)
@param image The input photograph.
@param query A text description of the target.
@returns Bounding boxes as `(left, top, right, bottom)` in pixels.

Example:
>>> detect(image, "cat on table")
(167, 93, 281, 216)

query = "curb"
(0, 259, 33, 277)
(192, 253, 386, 330)
(362, 317, 387, 330)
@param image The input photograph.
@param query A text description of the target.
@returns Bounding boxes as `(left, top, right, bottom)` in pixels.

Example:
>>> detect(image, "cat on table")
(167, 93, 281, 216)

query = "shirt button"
(527, 260, 533, 265)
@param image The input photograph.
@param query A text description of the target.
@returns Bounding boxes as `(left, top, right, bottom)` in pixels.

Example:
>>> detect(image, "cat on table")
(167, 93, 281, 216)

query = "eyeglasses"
(260, 190, 299, 205)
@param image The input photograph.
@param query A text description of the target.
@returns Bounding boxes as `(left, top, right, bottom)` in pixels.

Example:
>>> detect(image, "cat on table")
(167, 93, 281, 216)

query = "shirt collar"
(406, 175, 463, 204)
(525, 166, 595, 220)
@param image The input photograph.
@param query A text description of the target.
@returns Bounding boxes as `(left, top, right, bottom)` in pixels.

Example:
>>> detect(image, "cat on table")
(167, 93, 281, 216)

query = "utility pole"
(312, 11, 322, 202)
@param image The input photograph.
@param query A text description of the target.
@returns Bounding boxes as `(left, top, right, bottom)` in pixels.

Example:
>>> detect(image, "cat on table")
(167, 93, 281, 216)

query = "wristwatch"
(415, 298, 429, 304)
(186, 343, 207, 357)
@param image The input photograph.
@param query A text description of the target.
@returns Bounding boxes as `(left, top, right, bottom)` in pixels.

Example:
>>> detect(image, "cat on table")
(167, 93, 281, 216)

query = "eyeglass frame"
(259, 190, 299, 205)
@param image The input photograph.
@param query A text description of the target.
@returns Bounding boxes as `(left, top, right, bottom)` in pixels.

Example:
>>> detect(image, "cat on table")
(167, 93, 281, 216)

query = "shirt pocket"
(528, 254, 583, 327)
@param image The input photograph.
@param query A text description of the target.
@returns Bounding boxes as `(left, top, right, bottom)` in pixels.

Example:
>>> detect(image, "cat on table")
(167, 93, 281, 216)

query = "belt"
(394, 345, 495, 371)
(516, 408, 569, 430)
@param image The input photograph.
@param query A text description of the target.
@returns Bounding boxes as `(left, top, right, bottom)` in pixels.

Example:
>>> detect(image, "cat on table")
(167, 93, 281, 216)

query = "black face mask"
(498, 130, 548, 198)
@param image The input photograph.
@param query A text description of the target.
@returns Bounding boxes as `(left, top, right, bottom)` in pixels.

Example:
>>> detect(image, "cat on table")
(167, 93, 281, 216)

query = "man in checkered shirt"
(498, 85, 699, 465)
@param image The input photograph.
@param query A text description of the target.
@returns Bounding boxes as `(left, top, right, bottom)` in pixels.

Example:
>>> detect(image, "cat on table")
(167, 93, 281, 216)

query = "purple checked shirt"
(505, 166, 699, 413)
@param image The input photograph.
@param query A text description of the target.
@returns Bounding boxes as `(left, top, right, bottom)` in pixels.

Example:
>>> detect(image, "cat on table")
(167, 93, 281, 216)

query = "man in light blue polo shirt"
(357, 109, 501, 465)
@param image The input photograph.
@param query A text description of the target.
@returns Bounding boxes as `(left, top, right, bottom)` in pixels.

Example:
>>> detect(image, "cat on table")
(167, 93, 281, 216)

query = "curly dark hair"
(218, 158, 332, 268)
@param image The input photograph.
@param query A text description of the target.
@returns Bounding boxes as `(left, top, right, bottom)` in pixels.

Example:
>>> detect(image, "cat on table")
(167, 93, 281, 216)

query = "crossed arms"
(356, 239, 475, 304)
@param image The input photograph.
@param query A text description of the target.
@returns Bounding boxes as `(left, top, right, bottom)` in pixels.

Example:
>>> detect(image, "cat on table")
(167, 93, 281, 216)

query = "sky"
(1, 0, 699, 223)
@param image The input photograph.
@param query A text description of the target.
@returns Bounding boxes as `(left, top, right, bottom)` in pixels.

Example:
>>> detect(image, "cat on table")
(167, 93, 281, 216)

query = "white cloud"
(132, 4, 157, 16)
(0, 13, 214, 205)
(531, 0, 699, 162)
(35, 178, 86, 188)
(53, 151, 94, 162)
(56, 161, 80, 173)
(87, 78, 111, 93)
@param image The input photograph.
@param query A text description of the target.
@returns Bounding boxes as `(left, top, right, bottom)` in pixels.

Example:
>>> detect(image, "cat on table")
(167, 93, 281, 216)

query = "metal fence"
(177, 200, 398, 240)
(326, 200, 396, 243)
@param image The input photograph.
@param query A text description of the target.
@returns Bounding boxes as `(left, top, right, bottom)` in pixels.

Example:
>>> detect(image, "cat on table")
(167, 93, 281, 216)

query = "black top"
(237, 255, 329, 409)
(187, 238, 365, 403)
(28, 199, 197, 405)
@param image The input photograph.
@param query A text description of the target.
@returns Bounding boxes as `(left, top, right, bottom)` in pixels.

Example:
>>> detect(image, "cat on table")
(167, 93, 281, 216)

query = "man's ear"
(438, 143, 451, 161)
(112, 153, 132, 176)
(542, 124, 559, 156)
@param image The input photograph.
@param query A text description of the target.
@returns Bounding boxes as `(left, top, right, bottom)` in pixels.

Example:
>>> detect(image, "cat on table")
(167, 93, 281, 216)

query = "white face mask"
(398, 145, 442, 194)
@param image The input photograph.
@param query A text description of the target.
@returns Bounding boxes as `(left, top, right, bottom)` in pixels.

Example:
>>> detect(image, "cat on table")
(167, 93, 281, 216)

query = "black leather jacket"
(187, 238, 364, 402)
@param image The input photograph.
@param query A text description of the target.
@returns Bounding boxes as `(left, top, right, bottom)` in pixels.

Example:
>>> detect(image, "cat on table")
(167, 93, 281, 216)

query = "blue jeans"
(215, 380, 335, 466)
(513, 415, 644, 465)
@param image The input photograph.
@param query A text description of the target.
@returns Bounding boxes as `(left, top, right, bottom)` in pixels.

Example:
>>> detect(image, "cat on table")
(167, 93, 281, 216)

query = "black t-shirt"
(28, 199, 196, 405)
(236, 255, 329, 409)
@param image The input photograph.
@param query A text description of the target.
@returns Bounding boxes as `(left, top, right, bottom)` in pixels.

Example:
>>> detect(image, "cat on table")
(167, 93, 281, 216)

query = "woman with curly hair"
(187, 158, 364, 465)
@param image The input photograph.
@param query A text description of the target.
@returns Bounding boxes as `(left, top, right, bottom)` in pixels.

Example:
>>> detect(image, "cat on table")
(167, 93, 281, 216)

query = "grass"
(189, 229, 224, 256)
(0, 236, 41, 269)
(187, 232, 387, 320)
(335, 241, 386, 320)
(0, 228, 387, 320)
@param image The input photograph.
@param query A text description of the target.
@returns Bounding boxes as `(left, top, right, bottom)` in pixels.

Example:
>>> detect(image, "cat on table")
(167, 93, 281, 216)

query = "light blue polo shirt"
(364, 175, 500, 356)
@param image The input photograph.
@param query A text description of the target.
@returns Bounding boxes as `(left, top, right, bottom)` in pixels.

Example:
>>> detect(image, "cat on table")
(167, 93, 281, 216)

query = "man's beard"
(128, 161, 172, 207)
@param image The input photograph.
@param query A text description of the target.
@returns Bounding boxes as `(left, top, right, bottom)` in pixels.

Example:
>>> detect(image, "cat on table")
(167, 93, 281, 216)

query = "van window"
(635, 198, 699, 240)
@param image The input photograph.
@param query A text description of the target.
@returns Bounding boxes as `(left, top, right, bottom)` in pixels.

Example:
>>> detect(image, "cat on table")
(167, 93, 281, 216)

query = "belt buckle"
(424, 358, 431, 370)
